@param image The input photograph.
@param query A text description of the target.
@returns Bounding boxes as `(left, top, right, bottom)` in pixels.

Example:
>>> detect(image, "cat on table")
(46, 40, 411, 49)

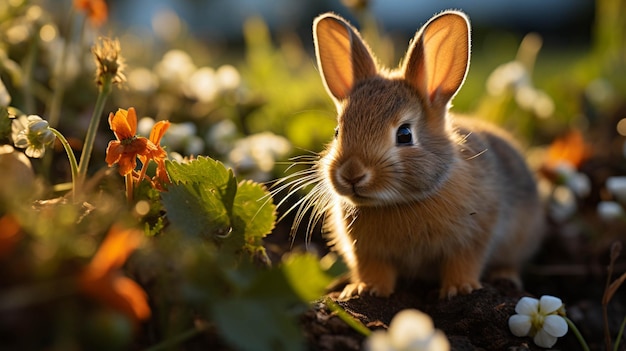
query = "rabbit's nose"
(341, 172, 366, 186)
(338, 162, 369, 186)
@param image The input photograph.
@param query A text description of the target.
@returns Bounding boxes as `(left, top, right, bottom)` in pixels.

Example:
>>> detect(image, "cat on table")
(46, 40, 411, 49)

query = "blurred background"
(1, 0, 622, 234)
(2, 1, 626, 350)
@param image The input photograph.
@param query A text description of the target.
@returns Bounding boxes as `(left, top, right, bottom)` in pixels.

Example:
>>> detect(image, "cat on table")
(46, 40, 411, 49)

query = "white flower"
(186, 66, 219, 103)
(486, 61, 529, 96)
(216, 65, 241, 91)
(228, 132, 291, 182)
(365, 309, 449, 351)
(606, 176, 626, 202)
(509, 295, 568, 348)
(155, 49, 196, 88)
(128, 67, 158, 94)
(548, 185, 577, 222)
(597, 201, 624, 221)
(553, 162, 590, 198)
(11, 115, 56, 158)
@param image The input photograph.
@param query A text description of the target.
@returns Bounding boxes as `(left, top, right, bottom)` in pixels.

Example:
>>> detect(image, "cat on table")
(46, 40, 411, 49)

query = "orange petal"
(79, 225, 150, 322)
(105, 140, 123, 166)
(109, 108, 136, 141)
(109, 110, 130, 140)
(545, 130, 590, 169)
(116, 154, 138, 176)
(74, 0, 108, 27)
(84, 225, 144, 278)
(154, 159, 171, 190)
(149, 120, 170, 145)
(126, 108, 138, 136)
(89, 0, 108, 27)
(112, 276, 151, 321)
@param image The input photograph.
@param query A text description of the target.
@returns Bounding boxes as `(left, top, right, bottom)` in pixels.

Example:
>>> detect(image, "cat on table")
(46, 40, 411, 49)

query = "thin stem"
(324, 297, 371, 337)
(603, 242, 620, 351)
(614, 315, 626, 351)
(76, 78, 112, 187)
(125, 172, 134, 203)
(49, 127, 78, 201)
(565, 317, 591, 351)
(143, 326, 205, 351)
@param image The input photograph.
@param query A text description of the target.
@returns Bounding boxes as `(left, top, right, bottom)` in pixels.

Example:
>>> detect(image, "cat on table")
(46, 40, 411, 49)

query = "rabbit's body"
(308, 11, 544, 299)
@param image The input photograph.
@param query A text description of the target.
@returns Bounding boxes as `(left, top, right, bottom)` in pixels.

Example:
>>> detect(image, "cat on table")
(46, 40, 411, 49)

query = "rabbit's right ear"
(313, 13, 377, 106)
(402, 11, 470, 111)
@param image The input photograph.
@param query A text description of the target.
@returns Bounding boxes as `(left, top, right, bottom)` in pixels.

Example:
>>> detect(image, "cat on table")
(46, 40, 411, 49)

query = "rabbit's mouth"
(337, 187, 398, 208)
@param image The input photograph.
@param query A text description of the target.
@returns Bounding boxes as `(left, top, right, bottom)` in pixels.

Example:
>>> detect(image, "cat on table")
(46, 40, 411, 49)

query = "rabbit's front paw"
(338, 281, 394, 300)
(439, 280, 482, 300)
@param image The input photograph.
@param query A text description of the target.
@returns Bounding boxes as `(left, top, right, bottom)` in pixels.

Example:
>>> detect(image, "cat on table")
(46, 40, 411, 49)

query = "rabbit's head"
(314, 11, 470, 206)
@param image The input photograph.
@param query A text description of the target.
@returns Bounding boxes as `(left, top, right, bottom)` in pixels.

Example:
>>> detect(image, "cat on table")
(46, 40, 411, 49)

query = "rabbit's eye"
(396, 124, 413, 146)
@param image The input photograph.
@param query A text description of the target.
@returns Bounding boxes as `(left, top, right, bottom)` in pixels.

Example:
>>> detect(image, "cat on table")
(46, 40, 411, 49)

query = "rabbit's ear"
(314, 13, 377, 105)
(403, 11, 470, 109)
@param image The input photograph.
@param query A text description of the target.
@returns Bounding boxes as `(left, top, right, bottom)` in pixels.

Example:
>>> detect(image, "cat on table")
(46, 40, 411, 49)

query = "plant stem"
(76, 78, 112, 187)
(565, 316, 591, 351)
(143, 326, 205, 351)
(614, 316, 626, 351)
(324, 297, 371, 337)
(125, 172, 134, 203)
(49, 127, 78, 201)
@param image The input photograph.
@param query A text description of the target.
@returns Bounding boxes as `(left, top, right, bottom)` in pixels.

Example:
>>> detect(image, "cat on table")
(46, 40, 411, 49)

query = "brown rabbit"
(292, 10, 544, 299)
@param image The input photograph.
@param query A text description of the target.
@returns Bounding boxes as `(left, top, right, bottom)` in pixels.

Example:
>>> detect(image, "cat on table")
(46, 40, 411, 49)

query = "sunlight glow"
(39, 24, 57, 42)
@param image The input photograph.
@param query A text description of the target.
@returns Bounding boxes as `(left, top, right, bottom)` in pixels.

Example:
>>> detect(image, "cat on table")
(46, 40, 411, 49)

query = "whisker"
(465, 148, 488, 161)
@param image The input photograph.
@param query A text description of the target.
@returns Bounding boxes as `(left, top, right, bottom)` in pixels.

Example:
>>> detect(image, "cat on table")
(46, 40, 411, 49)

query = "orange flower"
(74, 0, 108, 27)
(543, 130, 590, 170)
(540, 129, 592, 183)
(106, 108, 158, 176)
(79, 224, 151, 322)
(140, 120, 171, 189)
(140, 120, 169, 165)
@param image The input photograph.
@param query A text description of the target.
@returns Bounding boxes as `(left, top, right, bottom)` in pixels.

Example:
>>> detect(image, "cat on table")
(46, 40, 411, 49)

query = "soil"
(294, 217, 626, 351)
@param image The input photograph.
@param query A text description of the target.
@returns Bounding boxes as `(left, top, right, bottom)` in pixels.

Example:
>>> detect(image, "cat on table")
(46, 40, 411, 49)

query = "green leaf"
(162, 181, 232, 239)
(212, 298, 303, 351)
(232, 180, 276, 252)
(166, 157, 238, 213)
(210, 261, 307, 351)
(281, 253, 334, 302)
(162, 158, 237, 240)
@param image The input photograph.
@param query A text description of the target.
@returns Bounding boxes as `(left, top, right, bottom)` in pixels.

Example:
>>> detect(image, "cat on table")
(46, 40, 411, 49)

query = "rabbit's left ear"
(313, 13, 377, 107)
(402, 11, 470, 110)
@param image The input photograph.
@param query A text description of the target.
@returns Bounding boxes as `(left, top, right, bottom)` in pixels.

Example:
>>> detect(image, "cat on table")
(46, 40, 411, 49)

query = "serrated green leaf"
(162, 158, 237, 240)
(166, 157, 238, 212)
(161, 182, 232, 239)
(232, 180, 276, 251)
(166, 157, 230, 185)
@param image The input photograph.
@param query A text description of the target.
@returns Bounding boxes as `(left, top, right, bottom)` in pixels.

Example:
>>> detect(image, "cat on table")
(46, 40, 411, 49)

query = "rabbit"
(284, 10, 545, 300)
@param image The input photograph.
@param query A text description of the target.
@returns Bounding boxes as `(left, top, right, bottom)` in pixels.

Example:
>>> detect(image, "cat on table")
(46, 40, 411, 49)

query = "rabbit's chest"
(348, 203, 478, 265)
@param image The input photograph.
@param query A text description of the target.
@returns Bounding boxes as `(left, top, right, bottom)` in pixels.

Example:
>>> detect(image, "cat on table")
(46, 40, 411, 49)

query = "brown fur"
(309, 11, 544, 299)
